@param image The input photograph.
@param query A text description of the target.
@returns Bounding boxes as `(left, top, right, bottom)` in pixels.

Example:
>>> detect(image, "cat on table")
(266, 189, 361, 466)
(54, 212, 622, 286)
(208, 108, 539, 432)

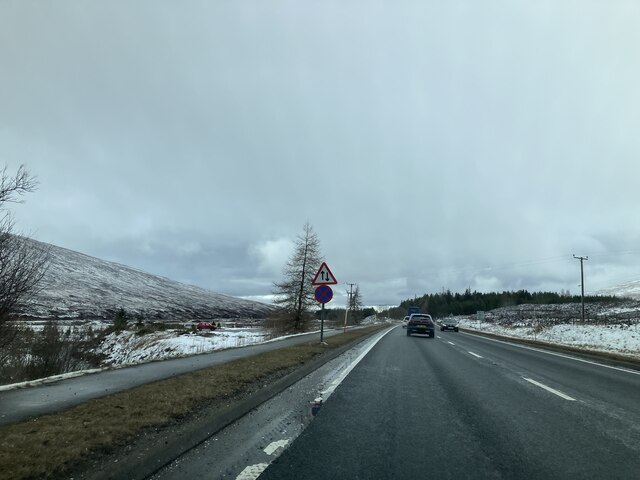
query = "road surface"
(256, 327, 640, 479)
(150, 329, 392, 480)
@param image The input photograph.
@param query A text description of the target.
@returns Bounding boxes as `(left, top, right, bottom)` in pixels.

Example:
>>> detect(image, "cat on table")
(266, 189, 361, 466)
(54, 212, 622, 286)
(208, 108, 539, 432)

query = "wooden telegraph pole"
(573, 254, 588, 323)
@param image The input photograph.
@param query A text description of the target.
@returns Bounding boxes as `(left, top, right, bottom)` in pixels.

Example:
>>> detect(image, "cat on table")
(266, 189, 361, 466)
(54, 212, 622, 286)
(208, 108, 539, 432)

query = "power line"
(436, 250, 640, 278)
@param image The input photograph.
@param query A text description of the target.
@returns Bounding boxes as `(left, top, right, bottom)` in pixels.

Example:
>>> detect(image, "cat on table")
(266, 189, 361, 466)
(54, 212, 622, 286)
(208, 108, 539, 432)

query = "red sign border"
(312, 262, 338, 285)
(314, 285, 334, 304)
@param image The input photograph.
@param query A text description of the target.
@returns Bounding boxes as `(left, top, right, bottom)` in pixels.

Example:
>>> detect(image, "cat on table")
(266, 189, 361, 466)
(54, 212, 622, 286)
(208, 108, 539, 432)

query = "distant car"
(402, 316, 410, 328)
(406, 314, 435, 338)
(440, 317, 459, 332)
(196, 322, 217, 331)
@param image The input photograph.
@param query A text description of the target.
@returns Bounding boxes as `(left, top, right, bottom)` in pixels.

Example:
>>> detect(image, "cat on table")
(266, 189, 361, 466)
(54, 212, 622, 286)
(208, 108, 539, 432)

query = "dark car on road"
(406, 314, 435, 338)
(440, 317, 459, 332)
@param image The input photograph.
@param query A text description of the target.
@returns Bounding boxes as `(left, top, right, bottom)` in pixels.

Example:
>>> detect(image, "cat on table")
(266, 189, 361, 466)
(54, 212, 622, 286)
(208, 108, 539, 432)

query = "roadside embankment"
(458, 321, 640, 368)
(0, 324, 388, 480)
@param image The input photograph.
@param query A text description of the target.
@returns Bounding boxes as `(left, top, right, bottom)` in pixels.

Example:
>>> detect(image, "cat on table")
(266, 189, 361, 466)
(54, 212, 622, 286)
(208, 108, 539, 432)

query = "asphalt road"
(150, 329, 393, 480)
(0, 328, 345, 425)
(259, 327, 640, 479)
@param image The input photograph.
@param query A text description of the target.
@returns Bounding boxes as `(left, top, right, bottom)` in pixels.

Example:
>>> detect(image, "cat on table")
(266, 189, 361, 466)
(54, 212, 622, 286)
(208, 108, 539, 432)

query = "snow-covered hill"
(596, 280, 640, 300)
(18, 239, 273, 321)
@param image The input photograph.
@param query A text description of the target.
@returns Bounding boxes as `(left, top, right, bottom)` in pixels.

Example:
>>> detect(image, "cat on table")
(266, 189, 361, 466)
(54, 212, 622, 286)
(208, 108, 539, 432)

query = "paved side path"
(0, 329, 343, 426)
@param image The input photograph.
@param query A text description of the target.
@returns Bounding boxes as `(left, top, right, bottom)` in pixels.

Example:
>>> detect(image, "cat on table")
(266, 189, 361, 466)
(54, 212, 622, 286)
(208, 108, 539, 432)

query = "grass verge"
(0, 324, 387, 480)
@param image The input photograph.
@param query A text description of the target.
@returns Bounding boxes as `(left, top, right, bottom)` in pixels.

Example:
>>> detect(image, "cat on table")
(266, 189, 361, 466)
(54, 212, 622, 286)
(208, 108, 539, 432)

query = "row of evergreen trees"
(387, 289, 623, 318)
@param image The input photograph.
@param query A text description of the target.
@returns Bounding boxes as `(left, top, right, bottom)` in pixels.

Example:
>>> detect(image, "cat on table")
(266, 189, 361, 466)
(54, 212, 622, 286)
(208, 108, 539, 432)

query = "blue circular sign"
(314, 285, 333, 304)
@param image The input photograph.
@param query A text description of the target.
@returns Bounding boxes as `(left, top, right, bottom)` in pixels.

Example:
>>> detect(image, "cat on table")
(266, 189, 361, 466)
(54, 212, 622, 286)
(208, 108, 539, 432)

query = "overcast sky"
(2, 1, 640, 307)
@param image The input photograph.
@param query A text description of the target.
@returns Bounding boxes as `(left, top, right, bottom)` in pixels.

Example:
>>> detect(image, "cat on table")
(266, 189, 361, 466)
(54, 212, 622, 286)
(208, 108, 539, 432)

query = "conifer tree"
(272, 223, 323, 331)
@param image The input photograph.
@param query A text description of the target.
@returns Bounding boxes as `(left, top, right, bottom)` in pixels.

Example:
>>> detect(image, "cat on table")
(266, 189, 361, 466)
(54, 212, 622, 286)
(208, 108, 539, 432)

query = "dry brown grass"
(0, 325, 386, 480)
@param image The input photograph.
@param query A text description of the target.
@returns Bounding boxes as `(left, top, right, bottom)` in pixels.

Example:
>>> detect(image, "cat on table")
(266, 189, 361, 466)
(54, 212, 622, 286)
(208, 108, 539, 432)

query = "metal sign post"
(321, 302, 325, 343)
(314, 284, 333, 343)
(312, 262, 337, 344)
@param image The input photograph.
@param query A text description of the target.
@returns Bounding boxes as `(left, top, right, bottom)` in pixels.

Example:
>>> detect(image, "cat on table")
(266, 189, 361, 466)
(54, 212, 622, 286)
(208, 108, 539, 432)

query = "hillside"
(18, 239, 273, 321)
(596, 280, 640, 300)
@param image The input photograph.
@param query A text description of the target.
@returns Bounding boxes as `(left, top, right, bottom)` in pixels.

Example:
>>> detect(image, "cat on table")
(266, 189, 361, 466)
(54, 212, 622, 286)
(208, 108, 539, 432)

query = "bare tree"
(0, 165, 49, 359)
(272, 223, 323, 331)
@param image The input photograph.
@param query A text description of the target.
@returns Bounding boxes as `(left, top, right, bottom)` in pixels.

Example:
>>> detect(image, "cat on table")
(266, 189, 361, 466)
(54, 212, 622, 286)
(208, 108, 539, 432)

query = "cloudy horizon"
(2, 1, 639, 308)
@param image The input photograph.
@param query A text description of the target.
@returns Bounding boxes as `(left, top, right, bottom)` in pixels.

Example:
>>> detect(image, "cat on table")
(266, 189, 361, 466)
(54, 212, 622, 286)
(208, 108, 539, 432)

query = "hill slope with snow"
(19, 239, 273, 321)
(597, 280, 640, 300)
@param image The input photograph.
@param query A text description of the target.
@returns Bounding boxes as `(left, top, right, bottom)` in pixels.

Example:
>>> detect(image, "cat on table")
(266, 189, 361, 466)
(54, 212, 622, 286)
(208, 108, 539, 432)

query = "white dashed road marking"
(468, 351, 483, 359)
(522, 377, 576, 401)
(263, 439, 290, 456)
(236, 463, 269, 480)
(234, 327, 395, 480)
(447, 341, 456, 346)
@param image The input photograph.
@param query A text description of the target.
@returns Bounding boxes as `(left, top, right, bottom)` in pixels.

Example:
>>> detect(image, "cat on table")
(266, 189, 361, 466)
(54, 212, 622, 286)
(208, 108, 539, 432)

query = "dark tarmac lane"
(260, 327, 640, 480)
(0, 328, 344, 426)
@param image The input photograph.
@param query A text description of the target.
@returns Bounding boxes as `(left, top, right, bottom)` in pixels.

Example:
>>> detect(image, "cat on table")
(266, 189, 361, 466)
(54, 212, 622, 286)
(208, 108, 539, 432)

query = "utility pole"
(573, 255, 588, 324)
(344, 283, 356, 332)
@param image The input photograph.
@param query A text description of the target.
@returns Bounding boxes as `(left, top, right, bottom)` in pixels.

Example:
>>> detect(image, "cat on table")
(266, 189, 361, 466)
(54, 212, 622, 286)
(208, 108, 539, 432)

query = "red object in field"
(196, 322, 217, 330)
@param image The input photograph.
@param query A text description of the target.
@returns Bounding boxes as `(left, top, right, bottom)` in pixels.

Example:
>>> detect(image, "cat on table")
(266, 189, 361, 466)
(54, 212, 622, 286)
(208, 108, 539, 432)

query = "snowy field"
(96, 318, 382, 366)
(3, 315, 637, 392)
(99, 311, 640, 367)
(98, 327, 270, 366)
(458, 318, 640, 361)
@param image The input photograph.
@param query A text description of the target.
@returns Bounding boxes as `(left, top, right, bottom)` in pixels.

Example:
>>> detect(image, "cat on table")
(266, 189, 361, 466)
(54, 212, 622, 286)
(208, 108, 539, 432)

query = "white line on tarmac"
(236, 463, 269, 480)
(321, 326, 395, 399)
(462, 332, 640, 376)
(236, 327, 394, 480)
(447, 341, 456, 346)
(468, 351, 483, 359)
(522, 377, 576, 401)
(264, 439, 290, 456)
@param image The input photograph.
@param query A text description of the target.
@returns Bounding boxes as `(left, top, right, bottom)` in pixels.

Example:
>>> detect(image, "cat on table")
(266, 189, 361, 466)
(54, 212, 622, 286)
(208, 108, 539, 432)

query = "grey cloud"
(2, 1, 640, 308)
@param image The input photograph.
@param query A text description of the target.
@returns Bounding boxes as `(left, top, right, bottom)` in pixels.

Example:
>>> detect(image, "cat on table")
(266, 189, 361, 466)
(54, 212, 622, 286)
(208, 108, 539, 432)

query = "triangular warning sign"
(312, 262, 337, 285)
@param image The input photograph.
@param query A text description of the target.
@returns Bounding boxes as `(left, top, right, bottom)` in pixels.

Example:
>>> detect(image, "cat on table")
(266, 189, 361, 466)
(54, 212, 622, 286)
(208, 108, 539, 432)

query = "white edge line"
(321, 326, 395, 398)
(523, 377, 576, 401)
(235, 326, 394, 480)
(462, 332, 640, 376)
(236, 463, 269, 480)
(468, 351, 483, 359)
(264, 439, 290, 456)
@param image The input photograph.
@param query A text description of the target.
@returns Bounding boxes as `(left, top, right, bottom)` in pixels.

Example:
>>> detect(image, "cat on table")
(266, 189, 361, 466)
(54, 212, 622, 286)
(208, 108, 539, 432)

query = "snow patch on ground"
(1, 326, 358, 390)
(98, 328, 269, 366)
(96, 324, 369, 366)
(597, 279, 640, 300)
(459, 319, 640, 360)
(0, 368, 108, 392)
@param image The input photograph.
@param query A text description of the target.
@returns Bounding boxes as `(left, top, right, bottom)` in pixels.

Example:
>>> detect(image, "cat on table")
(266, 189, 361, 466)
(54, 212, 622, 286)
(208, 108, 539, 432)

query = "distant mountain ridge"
(19, 239, 273, 321)
(596, 280, 640, 300)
